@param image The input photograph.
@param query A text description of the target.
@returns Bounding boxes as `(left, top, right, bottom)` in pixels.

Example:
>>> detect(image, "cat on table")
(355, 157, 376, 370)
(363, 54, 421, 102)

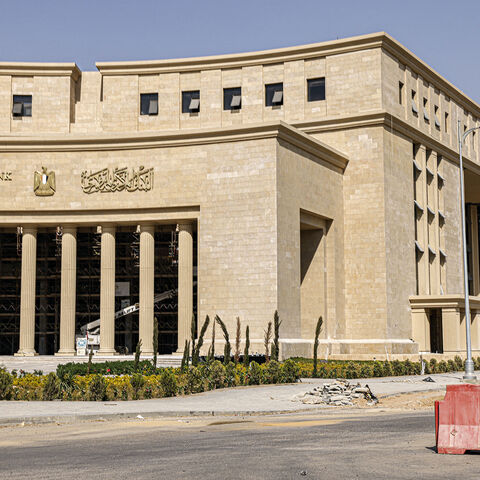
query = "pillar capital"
(138, 223, 155, 233)
(98, 224, 116, 234)
(177, 222, 193, 232)
(21, 226, 37, 235)
(61, 225, 77, 234)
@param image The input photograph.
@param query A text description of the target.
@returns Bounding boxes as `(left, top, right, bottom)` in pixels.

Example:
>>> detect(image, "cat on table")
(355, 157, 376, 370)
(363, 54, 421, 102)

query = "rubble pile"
(292, 379, 378, 406)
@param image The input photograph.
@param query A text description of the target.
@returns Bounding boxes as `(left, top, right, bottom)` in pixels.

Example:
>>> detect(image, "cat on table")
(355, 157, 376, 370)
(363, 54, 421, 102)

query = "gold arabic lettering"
(81, 166, 154, 194)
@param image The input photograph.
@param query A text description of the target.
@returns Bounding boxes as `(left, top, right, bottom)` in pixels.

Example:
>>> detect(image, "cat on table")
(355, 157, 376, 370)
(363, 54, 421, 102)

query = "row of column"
(15, 223, 193, 356)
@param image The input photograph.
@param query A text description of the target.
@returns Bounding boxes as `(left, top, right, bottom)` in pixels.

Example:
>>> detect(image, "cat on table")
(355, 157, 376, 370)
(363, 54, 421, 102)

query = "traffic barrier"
(435, 383, 480, 454)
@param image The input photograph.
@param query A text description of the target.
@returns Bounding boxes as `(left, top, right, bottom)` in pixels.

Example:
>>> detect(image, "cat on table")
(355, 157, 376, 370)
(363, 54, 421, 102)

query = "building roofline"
(0, 121, 349, 171)
(0, 62, 81, 81)
(95, 31, 480, 118)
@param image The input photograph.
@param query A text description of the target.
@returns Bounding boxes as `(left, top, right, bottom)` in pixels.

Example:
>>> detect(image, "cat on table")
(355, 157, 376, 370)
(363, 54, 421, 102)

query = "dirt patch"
(376, 390, 445, 410)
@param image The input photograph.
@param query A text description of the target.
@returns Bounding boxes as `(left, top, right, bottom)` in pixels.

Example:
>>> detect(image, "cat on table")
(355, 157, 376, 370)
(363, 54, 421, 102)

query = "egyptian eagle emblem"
(34, 166, 56, 196)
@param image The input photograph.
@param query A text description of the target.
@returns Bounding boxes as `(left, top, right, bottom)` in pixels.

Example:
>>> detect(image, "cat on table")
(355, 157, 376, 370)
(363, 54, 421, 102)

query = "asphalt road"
(0, 411, 478, 479)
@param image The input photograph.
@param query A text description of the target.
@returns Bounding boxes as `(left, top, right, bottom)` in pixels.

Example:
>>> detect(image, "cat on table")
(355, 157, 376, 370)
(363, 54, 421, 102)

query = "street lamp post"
(458, 119, 478, 381)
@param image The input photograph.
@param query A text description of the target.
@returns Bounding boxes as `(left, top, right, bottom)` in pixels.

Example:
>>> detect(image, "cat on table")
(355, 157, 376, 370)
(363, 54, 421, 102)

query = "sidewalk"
(0, 372, 465, 426)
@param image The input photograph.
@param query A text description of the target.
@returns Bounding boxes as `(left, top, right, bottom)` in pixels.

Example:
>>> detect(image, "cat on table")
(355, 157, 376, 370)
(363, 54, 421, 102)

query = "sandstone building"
(0, 32, 479, 359)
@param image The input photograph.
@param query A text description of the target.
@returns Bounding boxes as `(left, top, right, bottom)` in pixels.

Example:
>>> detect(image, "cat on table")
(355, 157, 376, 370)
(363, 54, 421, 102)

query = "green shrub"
(42, 373, 60, 400)
(373, 361, 384, 377)
(423, 360, 431, 374)
(57, 360, 155, 377)
(186, 367, 205, 394)
(207, 361, 226, 389)
(130, 373, 146, 400)
(454, 355, 464, 371)
(437, 360, 448, 373)
(224, 362, 236, 387)
(447, 360, 456, 372)
(345, 362, 362, 379)
(391, 360, 403, 376)
(247, 362, 262, 385)
(382, 361, 393, 377)
(281, 359, 300, 383)
(360, 364, 374, 378)
(88, 375, 107, 401)
(0, 368, 13, 400)
(429, 358, 438, 373)
(263, 360, 282, 384)
(403, 359, 414, 375)
(160, 369, 178, 397)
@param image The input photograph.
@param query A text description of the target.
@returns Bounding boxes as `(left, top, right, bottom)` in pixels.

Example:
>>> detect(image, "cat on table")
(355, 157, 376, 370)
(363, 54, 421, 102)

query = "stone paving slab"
(0, 372, 468, 426)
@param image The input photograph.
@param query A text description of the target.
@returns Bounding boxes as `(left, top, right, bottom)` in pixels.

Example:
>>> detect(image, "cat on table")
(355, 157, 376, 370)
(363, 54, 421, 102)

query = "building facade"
(0, 32, 479, 359)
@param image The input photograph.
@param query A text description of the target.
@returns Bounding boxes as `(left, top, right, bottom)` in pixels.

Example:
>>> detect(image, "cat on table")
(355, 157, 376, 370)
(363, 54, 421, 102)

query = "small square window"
(265, 83, 283, 106)
(12, 95, 32, 117)
(140, 93, 158, 116)
(307, 78, 325, 102)
(224, 87, 241, 110)
(182, 90, 200, 113)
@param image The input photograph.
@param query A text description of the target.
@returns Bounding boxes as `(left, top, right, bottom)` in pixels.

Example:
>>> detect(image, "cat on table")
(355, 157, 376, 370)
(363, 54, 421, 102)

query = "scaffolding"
(0, 225, 197, 355)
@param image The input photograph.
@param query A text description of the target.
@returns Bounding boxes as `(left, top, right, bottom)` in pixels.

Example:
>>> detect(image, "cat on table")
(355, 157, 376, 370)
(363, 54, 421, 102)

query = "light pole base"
(463, 360, 477, 381)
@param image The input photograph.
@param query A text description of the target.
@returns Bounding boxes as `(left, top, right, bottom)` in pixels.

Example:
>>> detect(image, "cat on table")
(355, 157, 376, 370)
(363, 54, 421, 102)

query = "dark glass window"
(12, 95, 32, 117)
(307, 78, 325, 102)
(140, 93, 158, 115)
(223, 87, 241, 110)
(182, 90, 200, 113)
(265, 83, 283, 106)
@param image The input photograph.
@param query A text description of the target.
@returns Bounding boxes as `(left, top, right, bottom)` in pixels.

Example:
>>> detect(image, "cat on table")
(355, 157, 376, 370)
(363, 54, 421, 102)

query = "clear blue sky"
(1, 0, 479, 102)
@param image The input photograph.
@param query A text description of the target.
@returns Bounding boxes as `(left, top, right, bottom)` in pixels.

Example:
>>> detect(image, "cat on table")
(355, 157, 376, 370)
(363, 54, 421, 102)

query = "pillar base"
(55, 350, 76, 356)
(14, 350, 38, 357)
(96, 349, 118, 356)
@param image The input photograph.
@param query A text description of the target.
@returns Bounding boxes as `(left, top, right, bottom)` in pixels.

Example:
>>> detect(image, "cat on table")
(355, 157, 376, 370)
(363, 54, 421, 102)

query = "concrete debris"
(291, 380, 379, 406)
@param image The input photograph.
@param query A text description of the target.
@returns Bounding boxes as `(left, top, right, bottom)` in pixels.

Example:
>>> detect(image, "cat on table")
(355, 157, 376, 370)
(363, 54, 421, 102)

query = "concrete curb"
(0, 407, 339, 427)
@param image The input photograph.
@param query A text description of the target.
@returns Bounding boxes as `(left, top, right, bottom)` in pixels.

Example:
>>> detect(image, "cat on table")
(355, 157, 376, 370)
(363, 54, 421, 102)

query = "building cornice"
(410, 295, 480, 310)
(2, 111, 479, 175)
(95, 32, 480, 119)
(0, 121, 349, 171)
(96, 32, 386, 74)
(0, 62, 81, 81)
(293, 111, 480, 176)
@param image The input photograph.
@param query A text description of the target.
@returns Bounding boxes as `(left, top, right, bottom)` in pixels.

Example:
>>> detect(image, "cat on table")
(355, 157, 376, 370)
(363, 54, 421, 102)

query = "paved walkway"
(0, 372, 467, 426)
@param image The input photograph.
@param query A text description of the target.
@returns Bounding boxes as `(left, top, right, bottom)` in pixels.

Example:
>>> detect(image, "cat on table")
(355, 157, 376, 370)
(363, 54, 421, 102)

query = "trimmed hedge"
(0, 359, 300, 401)
(292, 355, 480, 379)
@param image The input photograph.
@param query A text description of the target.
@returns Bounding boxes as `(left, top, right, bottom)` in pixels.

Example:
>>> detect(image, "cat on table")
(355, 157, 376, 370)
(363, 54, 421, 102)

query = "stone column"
(442, 308, 461, 353)
(56, 226, 77, 356)
(139, 224, 155, 355)
(97, 225, 116, 355)
(16, 227, 37, 356)
(177, 223, 193, 353)
(471, 205, 479, 296)
(411, 308, 429, 352)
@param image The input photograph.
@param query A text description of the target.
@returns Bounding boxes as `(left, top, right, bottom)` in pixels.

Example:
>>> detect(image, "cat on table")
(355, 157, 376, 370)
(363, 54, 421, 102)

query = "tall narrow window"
(444, 112, 449, 132)
(434, 106, 440, 129)
(423, 98, 429, 122)
(307, 78, 326, 102)
(411, 90, 418, 115)
(398, 82, 404, 104)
